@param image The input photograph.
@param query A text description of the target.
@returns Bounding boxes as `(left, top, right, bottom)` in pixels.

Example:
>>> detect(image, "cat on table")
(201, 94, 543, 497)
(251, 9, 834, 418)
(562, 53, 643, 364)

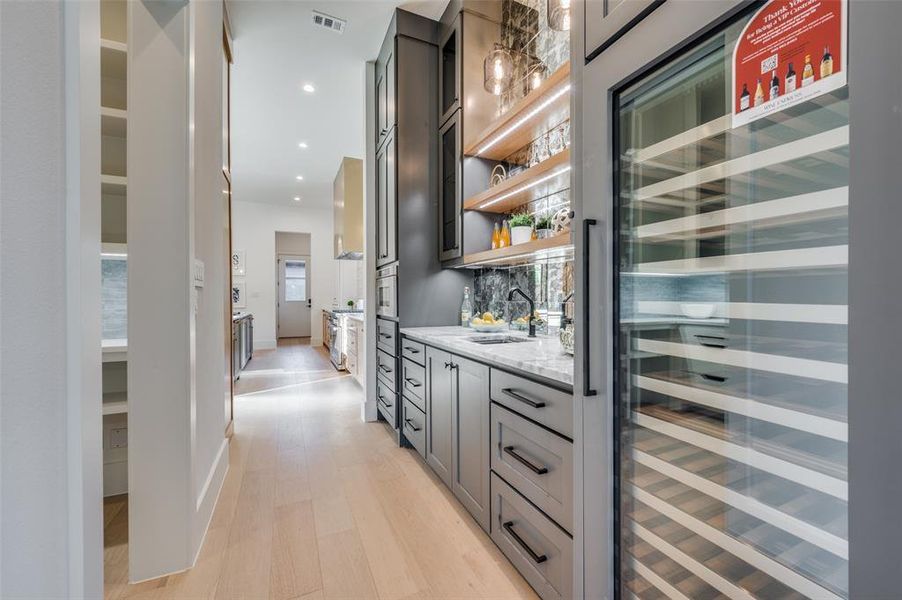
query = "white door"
(277, 255, 310, 338)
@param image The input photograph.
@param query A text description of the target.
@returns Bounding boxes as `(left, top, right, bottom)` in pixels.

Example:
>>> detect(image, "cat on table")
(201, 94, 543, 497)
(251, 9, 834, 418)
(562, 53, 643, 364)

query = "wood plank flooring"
(104, 338, 537, 599)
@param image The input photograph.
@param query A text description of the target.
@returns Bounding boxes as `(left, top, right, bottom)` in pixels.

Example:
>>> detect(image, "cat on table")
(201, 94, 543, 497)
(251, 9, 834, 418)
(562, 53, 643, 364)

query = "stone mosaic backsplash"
(472, 259, 573, 327)
(102, 257, 127, 340)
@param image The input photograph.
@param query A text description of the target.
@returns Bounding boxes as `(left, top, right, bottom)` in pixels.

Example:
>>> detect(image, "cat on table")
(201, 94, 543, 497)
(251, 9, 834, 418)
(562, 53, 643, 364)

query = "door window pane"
(615, 13, 849, 600)
(284, 260, 306, 302)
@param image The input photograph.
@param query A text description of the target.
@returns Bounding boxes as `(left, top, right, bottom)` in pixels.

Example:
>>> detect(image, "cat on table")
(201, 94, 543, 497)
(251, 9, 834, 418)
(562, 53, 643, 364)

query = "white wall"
(1, 1, 103, 596)
(232, 200, 360, 347)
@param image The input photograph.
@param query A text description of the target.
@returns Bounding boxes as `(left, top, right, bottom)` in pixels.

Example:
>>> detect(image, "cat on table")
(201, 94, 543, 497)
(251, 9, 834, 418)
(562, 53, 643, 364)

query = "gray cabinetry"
(452, 355, 490, 532)
(438, 110, 462, 262)
(375, 129, 396, 267)
(375, 33, 395, 149)
(584, 0, 663, 59)
(425, 347, 453, 487)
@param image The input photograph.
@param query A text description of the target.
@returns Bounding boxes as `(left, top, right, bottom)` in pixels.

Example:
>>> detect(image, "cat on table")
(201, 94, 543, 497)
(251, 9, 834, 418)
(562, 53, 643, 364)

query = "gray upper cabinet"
(438, 14, 460, 127)
(375, 34, 395, 148)
(584, 0, 663, 60)
(425, 347, 453, 487)
(452, 355, 490, 532)
(375, 129, 396, 267)
(438, 111, 462, 262)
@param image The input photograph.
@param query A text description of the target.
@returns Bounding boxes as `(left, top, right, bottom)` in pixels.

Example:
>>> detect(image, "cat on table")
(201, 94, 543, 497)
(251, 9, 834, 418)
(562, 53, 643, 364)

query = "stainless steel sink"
(468, 336, 533, 345)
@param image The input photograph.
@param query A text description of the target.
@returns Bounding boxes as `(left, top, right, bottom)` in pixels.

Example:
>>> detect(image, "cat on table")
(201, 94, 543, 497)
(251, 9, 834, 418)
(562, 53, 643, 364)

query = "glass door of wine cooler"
(614, 14, 849, 600)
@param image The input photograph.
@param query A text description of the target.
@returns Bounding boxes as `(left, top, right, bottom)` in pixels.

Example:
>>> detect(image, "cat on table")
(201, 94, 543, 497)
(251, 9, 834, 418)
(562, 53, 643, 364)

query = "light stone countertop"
(345, 313, 365, 324)
(400, 326, 573, 388)
(232, 311, 253, 322)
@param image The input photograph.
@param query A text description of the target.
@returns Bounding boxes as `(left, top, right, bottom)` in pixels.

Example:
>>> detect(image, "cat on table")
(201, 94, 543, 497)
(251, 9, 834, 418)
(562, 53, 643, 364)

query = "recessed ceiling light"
(298, 142, 308, 149)
(293, 196, 301, 202)
(296, 175, 304, 181)
(302, 83, 316, 93)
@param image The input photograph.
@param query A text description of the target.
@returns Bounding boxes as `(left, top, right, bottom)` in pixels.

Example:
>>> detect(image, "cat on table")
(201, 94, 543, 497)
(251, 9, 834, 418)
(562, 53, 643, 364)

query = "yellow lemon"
(482, 312, 495, 323)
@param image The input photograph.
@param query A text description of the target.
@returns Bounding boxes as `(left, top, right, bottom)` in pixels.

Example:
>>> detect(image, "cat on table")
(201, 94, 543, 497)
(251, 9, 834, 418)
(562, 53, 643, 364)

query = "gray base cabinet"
(425, 347, 453, 487)
(452, 356, 490, 532)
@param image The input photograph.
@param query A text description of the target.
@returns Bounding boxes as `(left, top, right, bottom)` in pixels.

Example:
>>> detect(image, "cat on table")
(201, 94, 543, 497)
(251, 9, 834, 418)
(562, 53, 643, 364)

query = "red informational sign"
(732, 0, 847, 128)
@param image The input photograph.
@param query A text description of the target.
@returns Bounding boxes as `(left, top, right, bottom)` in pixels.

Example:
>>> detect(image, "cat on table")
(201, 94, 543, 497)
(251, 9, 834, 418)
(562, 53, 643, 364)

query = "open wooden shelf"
(101, 106, 127, 138)
(102, 391, 128, 416)
(464, 61, 571, 161)
(461, 234, 572, 267)
(464, 148, 570, 213)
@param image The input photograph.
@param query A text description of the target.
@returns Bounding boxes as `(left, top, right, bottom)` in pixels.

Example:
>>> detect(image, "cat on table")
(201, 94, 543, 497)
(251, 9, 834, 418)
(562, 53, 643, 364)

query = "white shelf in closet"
(102, 391, 128, 416)
(100, 38, 127, 80)
(101, 174, 127, 195)
(102, 338, 128, 363)
(101, 106, 127, 138)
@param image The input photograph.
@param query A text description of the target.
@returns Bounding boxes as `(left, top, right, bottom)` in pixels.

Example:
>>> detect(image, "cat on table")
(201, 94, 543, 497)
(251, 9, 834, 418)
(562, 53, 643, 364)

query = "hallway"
(105, 340, 536, 599)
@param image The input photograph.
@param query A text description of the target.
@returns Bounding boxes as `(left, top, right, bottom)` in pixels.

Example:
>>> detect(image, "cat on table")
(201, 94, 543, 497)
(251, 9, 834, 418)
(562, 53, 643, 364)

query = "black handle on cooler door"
(502, 388, 545, 409)
(502, 521, 547, 564)
(379, 364, 392, 373)
(503, 446, 549, 474)
(583, 218, 598, 397)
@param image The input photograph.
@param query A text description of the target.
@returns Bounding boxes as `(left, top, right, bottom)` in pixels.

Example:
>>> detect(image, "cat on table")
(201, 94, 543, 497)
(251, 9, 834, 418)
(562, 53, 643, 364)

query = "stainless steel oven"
(376, 264, 398, 319)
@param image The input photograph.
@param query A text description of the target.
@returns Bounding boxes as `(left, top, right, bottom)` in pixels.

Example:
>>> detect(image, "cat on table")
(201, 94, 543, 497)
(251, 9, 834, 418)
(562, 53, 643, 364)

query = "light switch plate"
(110, 427, 128, 449)
(194, 258, 205, 288)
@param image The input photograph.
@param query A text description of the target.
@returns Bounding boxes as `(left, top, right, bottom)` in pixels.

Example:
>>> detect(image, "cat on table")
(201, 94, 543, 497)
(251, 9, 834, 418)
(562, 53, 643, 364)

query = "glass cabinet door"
(615, 12, 849, 600)
(439, 111, 462, 261)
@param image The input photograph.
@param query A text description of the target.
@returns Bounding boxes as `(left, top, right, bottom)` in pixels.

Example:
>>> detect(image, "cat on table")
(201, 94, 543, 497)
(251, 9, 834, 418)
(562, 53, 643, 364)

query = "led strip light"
(479, 165, 572, 210)
(477, 83, 572, 156)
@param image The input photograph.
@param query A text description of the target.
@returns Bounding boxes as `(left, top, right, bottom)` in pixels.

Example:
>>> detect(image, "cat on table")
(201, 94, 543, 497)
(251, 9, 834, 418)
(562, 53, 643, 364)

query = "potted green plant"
(508, 212, 534, 245)
(535, 214, 554, 239)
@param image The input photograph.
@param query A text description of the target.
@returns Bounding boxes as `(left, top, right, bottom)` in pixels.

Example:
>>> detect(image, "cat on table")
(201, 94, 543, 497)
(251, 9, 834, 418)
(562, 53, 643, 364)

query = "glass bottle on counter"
(491, 222, 501, 249)
(460, 286, 473, 327)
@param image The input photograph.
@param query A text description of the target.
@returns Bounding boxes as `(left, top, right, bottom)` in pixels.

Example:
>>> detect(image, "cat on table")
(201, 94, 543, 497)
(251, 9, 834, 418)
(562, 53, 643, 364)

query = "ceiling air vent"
(312, 10, 346, 34)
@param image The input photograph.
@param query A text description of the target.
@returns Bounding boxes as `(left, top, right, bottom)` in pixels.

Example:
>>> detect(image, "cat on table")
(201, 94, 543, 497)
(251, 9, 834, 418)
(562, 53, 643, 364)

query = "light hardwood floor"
(104, 338, 538, 599)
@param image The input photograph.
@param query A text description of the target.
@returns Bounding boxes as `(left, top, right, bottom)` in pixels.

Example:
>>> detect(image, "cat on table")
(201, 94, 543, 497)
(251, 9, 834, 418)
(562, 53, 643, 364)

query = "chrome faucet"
(508, 287, 536, 337)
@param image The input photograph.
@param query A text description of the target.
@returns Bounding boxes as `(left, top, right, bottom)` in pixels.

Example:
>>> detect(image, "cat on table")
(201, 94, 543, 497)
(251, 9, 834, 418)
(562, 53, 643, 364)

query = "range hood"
(333, 157, 364, 259)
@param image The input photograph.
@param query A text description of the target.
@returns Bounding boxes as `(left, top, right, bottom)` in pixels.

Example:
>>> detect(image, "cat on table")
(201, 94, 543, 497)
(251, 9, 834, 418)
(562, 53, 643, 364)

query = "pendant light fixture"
(547, 0, 571, 31)
(483, 43, 514, 96)
(528, 62, 548, 92)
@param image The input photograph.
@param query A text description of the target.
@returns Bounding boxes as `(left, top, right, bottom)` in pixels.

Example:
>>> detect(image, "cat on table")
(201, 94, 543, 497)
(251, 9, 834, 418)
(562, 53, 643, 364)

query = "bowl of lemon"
(470, 312, 508, 332)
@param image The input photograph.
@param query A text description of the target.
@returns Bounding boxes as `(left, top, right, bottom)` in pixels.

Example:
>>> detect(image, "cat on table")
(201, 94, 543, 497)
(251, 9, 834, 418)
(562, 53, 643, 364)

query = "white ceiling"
(229, 0, 448, 208)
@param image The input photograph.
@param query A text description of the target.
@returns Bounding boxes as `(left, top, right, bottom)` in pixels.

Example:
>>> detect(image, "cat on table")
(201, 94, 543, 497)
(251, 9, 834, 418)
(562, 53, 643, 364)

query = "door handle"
(502, 521, 547, 564)
(583, 218, 598, 397)
(379, 333, 392, 339)
(503, 446, 548, 475)
(502, 388, 545, 409)
(404, 418, 421, 432)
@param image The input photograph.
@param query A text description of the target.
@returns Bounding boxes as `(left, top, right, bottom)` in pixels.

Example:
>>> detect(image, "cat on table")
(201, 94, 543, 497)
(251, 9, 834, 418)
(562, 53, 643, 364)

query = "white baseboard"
(191, 438, 229, 565)
(255, 339, 276, 350)
(103, 460, 128, 497)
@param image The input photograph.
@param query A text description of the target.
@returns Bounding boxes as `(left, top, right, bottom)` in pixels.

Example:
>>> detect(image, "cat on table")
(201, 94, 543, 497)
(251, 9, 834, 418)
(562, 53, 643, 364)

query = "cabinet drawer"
(491, 473, 572, 600)
(491, 370, 573, 438)
(401, 338, 426, 366)
(346, 351, 358, 376)
(376, 318, 398, 356)
(491, 404, 573, 532)
(401, 358, 426, 403)
(402, 398, 427, 460)
(377, 377, 397, 428)
(347, 326, 359, 354)
(377, 349, 397, 390)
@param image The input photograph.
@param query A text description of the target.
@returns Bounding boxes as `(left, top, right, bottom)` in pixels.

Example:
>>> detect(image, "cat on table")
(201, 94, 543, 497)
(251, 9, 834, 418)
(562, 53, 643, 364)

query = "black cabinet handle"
(379, 364, 392, 373)
(502, 388, 545, 409)
(378, 395, 393, 408)
(404, 418, 421, 432)
(450, 363, 458, 370)
(403, 346, 421, 354)
(444, 361, 453, 369)
(404, 377, 422, 388)
(502, 521, 547, 564)
(695, 334, 727, 349)
(583, 218, 598, 397)
(503, 446, 548, 475)
(379, 332, 392, 339)
(701, 373, 727, 383)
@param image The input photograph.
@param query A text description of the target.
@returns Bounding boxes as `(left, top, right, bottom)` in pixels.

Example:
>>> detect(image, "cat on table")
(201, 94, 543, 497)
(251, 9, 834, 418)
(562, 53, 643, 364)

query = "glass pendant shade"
(548, 0, 571, 31)
(483, 44, 514, 96)
(528, 63, 548, 91)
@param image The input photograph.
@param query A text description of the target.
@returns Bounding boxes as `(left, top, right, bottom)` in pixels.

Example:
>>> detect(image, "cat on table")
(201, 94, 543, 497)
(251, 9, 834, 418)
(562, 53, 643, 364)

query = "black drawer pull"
(404, 418, 421, 432)
(378, 395, 393, 408)
(379, 332, 392, 339)
(701, 373, 727, 382)
(502, 521, 547, 564)
(403, 346, 421, 354)
(379, 364, 392, 373)
(503, 446, 548, 475)
(502, 388, 545, 409)
(404, 377, 422, 388)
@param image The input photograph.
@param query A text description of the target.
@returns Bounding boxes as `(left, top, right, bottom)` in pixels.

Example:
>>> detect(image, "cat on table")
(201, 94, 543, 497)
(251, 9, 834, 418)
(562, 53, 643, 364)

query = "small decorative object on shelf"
(490, 164, 507, 187)
(484, 44, 514, 96)
(536, 215, 554, 239)
(548, 0, 571, 31)
(500, 220, 511, 247)
(551, 207, 572, 234)
(509, 212, 534, 245)
(491, 222, 502, 249)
